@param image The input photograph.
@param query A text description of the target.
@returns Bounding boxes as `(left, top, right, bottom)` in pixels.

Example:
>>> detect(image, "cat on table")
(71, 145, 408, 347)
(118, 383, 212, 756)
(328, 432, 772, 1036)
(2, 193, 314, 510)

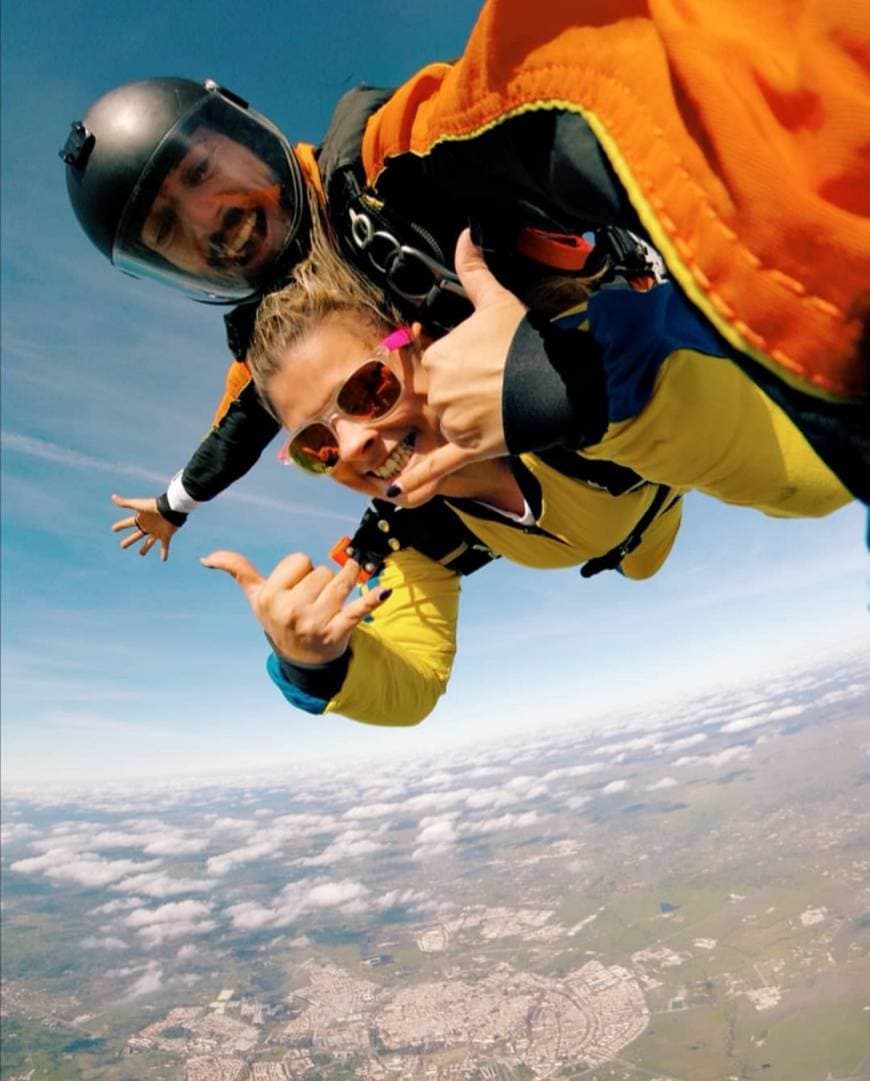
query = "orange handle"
(329, 536, 375, 583)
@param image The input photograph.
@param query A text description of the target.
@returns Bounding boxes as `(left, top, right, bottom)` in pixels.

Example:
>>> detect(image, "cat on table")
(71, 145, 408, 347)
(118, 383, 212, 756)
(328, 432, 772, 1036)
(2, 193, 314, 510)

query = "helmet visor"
(113, 93, 303, 302)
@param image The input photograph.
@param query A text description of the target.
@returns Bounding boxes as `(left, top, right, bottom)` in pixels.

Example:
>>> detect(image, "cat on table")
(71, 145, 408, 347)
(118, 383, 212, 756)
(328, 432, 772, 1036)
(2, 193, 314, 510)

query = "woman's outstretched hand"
(111, 493, 179, 561)
(200, 550, 391, 666)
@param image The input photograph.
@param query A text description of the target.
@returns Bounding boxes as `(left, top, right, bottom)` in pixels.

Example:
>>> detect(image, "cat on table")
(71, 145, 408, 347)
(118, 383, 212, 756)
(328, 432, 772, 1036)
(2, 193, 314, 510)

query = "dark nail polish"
(378, 588, 393, 601)
(386, 484, 401, 498)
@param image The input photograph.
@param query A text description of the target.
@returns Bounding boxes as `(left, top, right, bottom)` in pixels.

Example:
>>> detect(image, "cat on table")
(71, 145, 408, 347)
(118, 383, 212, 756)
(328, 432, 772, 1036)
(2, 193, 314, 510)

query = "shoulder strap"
(535, 448, 648, 497)
(580, 484, 678, 577)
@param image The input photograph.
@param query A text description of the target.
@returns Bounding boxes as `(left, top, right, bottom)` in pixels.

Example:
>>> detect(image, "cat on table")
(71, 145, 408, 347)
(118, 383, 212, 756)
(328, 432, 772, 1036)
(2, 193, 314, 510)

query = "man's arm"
(163, 370, 281, 517)
(112, 363, 280, 558)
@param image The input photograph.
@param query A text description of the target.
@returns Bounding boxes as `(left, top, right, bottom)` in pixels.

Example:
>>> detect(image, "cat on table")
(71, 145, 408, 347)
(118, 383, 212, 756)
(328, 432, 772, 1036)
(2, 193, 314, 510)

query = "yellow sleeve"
(585, 350, 853, 519)
(326, 547, 461, 727)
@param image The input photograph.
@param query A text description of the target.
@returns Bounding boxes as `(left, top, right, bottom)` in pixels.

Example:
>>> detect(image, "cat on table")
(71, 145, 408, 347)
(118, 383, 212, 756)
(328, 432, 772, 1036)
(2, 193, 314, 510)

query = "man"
(62, 0, 869, 545)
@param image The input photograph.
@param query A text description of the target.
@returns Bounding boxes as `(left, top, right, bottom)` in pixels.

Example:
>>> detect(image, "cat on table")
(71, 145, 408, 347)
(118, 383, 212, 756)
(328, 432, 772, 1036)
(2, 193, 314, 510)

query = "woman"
(200, 213, 851, 730)
(202, 220, 685, 728)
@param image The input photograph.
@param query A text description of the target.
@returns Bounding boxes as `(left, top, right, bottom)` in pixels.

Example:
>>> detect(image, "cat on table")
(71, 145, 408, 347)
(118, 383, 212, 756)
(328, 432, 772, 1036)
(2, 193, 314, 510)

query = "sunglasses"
(277, 327, 413, 474)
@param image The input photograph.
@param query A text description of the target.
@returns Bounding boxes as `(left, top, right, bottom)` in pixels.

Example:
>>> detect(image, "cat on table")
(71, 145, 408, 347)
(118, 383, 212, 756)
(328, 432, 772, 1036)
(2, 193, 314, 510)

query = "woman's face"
(265, 315, 446, 500)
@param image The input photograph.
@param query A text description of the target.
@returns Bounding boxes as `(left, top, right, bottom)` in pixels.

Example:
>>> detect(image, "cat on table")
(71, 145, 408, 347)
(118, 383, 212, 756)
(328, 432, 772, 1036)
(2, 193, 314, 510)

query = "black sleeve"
(273, 648, 351, 701)
(502, 312, 609, 455)
(180, 380, 281, 503)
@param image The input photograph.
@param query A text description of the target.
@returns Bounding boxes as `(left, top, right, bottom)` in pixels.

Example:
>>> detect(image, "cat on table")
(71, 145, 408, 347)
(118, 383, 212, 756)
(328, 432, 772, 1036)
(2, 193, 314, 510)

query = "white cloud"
(300, 828, 386, 867)
(124, 899, 216, 948)
(224, 901, 278, 932)
(113, 871, 215, 898)
(541, 763, 605, 782)
(593, 735, 660, 757)
(411, 814, 460, 861)
(224, 875, 380, 932)
(124, 962, 164, 1000)
(140, 834, 209, 856)
(668, 733, 708, 751)
(464, 811, 541, 835)
(373, 888, 432, 913)
(646, 777, 678, 791)
(703, 746, 752, 769)
(206, 840, 284, 877)
(417, 816, 459, 846)
(210, 817, 258, 833)
(769, 705, 806, 721)
(0, 822, 37, 846)
(342, 803, 398, 820)
(10, 850, 160, 888)
(720, 716, 768, 734)
(81, 935, 128, 950)
(601, 780, 630, 795)
(305, 880, 370, 909)
(565, 796, 591, 810)
(123, 899, 212, 928)
(90, 897, 144, 915)
(403, 789, 475, 814)
(464, 789, 516, 811)
(675, 745, 752, 770)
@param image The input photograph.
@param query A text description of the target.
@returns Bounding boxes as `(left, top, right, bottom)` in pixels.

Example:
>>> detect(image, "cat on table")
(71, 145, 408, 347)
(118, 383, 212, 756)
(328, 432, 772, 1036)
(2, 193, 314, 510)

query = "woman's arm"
(502, 284, 854, 517)
(323, 548, 461, 727)
(204, 543, 464, 729)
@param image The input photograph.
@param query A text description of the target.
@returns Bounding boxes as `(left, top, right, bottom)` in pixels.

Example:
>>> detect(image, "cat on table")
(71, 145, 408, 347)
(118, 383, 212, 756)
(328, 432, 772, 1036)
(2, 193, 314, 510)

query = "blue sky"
(1, 0, 866, 786)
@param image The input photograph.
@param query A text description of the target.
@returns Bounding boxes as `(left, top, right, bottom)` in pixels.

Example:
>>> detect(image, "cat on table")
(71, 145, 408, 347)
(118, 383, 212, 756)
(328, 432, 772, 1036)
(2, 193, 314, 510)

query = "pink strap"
(381, 326, 413, 350)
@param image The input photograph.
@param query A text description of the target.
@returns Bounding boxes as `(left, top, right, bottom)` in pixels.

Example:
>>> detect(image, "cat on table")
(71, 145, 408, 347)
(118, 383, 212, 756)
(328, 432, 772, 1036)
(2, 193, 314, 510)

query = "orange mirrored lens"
(288, 423, 340, 474)
(336, 361, 401, 419)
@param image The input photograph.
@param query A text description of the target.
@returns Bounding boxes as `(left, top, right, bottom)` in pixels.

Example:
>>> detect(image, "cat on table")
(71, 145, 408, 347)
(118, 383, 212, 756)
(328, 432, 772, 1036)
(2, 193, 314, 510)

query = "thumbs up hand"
(387, 228, 527, 507)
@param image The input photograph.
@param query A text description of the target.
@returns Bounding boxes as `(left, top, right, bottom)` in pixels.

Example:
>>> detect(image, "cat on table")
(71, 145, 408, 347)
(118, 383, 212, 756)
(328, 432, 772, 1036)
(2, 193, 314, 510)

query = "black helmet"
(61, 78, 309, 303)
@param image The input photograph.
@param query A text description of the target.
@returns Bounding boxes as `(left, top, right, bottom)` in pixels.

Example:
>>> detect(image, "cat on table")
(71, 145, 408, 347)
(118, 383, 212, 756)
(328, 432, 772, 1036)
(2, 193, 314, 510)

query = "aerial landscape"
(2, 647, 868, 1081)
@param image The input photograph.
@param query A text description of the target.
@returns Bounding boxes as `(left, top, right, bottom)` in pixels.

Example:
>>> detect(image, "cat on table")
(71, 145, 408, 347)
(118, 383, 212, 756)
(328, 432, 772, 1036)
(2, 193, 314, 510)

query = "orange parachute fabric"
(363, 0, 870, 401)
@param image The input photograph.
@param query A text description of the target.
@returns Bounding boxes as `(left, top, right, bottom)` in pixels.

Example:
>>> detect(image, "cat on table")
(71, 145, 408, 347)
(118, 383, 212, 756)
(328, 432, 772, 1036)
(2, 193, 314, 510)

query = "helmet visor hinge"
(59, 121, 95, 168)
(203, 79, 249, 111)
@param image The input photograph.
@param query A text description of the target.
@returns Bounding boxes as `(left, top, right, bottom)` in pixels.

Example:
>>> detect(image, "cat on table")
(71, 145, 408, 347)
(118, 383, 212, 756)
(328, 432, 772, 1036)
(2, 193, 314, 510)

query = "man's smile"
(209, 206, 267, 268)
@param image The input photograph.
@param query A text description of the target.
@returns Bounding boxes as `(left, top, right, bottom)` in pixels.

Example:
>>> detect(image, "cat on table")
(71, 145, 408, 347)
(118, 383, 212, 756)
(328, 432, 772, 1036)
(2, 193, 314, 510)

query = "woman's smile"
(367, 432, 417, 482)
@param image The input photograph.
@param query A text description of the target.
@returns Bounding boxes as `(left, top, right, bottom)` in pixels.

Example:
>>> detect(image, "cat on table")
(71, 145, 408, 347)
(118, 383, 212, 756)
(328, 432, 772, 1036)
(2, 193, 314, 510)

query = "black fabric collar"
(317, 86, 394, 200)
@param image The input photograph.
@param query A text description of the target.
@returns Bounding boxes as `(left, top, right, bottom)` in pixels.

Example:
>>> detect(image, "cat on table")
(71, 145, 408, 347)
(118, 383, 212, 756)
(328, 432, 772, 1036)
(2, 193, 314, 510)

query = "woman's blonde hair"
(247, 198, 402, 416)
(248, 197, 601, 415)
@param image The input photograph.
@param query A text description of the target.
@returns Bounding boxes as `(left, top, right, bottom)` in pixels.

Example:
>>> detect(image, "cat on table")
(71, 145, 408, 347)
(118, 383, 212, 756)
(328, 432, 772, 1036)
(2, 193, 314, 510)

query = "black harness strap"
(580, 484, 677, 578)
(340, 499, 498, 580)
(535, 448, 648, 497)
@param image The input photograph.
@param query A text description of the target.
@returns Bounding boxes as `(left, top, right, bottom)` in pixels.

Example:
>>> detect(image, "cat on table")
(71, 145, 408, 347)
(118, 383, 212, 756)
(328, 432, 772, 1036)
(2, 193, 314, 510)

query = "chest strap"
(331, 499, 498, 582)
